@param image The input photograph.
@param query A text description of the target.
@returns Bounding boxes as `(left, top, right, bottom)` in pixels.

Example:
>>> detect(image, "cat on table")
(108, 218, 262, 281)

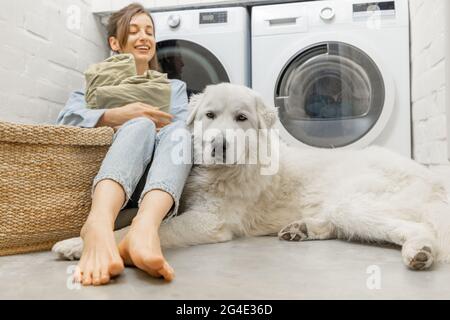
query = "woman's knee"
(112, 117, 157, 147)
(123, 117, 157, 132)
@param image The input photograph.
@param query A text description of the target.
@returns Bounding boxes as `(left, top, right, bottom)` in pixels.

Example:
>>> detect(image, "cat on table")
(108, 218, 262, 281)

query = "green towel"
(85, 54, 171, 113)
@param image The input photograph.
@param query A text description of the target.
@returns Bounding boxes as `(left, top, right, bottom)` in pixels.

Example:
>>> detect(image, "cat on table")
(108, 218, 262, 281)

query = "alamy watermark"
(66, 265, 81, 290)
(366, 265, 382, 290)
(366, 4, 383, 30)
(66, 5, 81, 31)
(169, 121, 281, 176)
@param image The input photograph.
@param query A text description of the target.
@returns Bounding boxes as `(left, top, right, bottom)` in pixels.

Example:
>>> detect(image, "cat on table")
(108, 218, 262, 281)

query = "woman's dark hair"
(107, 3, 160, 71)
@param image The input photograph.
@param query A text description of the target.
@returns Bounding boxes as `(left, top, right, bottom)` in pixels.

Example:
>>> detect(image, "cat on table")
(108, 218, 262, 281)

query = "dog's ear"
(186, 92, 205, 127)
(255, 95, 278, 129)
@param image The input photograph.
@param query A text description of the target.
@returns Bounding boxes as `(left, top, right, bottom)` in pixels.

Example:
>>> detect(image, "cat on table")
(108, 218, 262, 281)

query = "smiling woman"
(55, 2, 193, 286)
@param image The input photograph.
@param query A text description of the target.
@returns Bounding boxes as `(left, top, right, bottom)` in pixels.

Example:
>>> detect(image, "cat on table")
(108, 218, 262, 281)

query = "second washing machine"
(252, 0, 411, 157)
(153, 7, 250, 99)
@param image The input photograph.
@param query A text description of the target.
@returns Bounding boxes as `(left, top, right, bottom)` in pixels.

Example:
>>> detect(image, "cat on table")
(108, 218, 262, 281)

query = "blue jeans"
(92, 117, 192, 220)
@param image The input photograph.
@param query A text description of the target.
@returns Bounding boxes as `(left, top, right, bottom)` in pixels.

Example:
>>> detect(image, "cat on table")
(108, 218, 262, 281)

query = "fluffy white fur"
(53, 83, 450, 270)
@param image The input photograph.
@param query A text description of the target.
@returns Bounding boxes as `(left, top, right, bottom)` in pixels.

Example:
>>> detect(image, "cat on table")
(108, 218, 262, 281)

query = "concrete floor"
(1, 237, 450, 300)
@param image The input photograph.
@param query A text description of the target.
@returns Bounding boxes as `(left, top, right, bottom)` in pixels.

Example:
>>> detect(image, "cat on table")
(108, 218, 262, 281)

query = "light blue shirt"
(56, 79, 189, 127)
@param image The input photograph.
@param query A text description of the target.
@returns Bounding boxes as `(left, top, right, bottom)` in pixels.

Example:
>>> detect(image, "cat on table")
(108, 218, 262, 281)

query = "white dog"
(54, 83, 450, 270)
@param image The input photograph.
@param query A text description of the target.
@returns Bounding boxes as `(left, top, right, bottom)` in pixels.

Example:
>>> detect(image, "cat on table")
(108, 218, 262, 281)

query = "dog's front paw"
(52, 237, 84, 261)
(278, 221, 308, 242)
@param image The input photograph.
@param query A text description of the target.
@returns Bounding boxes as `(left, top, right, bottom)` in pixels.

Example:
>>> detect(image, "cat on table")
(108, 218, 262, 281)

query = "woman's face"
(113, 13, 156, 65)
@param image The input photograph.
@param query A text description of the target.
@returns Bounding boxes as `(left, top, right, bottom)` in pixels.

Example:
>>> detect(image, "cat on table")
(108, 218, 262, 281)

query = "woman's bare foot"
(118, 218, 175, 281)
(75, 217, 125, 286)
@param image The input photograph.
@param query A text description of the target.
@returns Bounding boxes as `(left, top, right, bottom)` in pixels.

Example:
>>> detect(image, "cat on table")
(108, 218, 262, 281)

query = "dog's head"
(186, 83, 279, 166)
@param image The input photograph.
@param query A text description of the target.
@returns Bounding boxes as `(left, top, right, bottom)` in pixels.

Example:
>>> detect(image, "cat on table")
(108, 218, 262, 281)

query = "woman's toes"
(74, 268, 82, 284)
(82, 271, 93, 286)
(93, 277, 102, 286)
(100, 269, 110, 285)
(159, 262, 175, 282)
(92, 269, 102, 286)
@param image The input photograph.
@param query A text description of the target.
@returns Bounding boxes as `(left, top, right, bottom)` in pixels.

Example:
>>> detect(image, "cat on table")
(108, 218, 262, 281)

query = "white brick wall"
(0, 0, 109, 125)
(410, 0, 448, 166)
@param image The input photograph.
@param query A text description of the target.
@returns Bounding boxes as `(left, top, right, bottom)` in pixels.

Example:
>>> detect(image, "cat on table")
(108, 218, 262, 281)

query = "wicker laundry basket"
(0, 121, 114, 256)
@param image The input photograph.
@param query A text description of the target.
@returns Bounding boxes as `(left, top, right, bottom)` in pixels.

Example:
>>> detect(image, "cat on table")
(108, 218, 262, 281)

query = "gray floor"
(1, 237, 450, 300)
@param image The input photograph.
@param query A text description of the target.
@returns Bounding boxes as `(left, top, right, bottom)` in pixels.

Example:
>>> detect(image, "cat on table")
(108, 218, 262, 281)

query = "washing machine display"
(157, 40, 230, 98)
(353, 1, 396, 17)
(276, 42, 385, 148)
(199, 11, 228, 24)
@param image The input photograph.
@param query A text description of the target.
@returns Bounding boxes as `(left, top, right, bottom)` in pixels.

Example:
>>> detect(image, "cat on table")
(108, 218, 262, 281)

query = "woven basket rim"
(0, 121, 114, 146)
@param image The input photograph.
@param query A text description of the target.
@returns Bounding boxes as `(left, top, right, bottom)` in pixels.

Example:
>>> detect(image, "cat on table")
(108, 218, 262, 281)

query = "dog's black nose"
(211, 137, 227, 161)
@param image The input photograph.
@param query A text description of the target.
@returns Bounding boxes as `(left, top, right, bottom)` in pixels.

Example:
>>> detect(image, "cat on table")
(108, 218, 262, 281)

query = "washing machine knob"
(320, 7, 335, 21)
(167, 14, 181, 28)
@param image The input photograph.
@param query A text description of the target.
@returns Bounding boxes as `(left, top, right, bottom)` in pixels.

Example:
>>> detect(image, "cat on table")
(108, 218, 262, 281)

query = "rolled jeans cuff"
(92, 174, 133, 210)
(138, 182, 180, 220)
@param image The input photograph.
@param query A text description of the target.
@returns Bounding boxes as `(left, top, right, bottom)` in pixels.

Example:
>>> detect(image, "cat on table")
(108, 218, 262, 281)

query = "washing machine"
(252, 0, 411, 157)
(153, 7, 250, 98)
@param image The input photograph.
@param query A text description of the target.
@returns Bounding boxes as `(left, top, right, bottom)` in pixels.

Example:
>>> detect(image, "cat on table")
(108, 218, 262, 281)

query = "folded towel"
(85, 54, 171, 113)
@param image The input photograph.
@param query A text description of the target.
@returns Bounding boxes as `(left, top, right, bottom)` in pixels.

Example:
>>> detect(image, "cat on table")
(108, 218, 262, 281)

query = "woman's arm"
(169, 80, 189, 123)
(57, 91, 174, 129)
(56, 91, 107, 128)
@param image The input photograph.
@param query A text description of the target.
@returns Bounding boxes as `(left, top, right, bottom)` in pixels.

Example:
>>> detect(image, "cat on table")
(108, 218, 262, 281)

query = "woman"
(56, 3, 192, 286)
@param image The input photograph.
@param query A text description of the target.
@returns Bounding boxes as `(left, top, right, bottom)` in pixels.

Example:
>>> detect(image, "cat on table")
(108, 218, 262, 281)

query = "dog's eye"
(236, 114, 248, 122)
(206, 112, 215, 119)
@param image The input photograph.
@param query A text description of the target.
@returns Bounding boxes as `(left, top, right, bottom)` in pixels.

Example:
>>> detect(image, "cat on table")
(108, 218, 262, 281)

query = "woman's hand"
(96, 102, 174, 130)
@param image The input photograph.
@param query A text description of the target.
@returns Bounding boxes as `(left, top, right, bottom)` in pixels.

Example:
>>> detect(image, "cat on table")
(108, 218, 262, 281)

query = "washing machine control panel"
(353, 1, 396, 17)
(199, 11, 228, 24)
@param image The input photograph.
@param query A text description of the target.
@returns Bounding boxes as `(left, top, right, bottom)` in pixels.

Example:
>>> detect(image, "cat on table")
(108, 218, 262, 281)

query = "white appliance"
(252, 0, 411, 157)
(153, 7, 250, 98)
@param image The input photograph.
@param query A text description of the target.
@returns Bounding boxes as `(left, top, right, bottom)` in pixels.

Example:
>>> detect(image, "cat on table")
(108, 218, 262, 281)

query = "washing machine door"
(275, 42, 389, 149)
(157, 39, 230, 99)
